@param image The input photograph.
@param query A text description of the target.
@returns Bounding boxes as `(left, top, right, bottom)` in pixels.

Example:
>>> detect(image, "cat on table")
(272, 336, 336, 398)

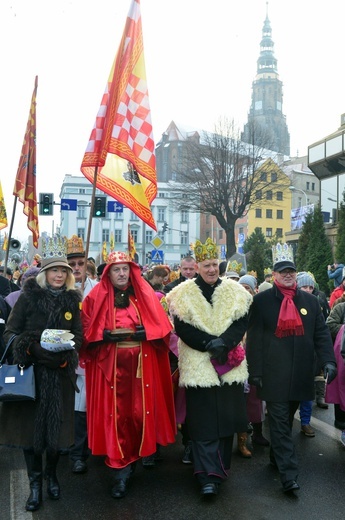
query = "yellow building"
(245, 158, 292, 239)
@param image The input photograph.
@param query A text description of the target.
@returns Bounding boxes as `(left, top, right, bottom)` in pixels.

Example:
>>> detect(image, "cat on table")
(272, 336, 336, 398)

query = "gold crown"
(41, 235, 68, 267)
(248, 270, 257, 278)
(272, 243, 294, 264)
(194, 237, 218, 263)
(226, 260, 242, 274)
(264, 267, 272, 275)
(66, 235, 85, 258)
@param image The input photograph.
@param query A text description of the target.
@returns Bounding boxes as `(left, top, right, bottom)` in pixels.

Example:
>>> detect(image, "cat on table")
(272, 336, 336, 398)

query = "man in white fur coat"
(166, 238, 252, 498)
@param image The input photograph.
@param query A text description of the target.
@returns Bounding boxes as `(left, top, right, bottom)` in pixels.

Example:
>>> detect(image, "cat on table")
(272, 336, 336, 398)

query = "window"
(157, 207, 166, 222)
(102, 229, 109, 243)
(181, 210, 188, 223)
(114, 230, 122, 243)
(145, 230, 153, 244)
(180, 231, 188, 245)
(114, 211, 123, 220)
(266, 228, 273, 237)
(306, 182, 310, 190)
(266, 209, 273, 218)
(130, 211, 139, 221)
(271, 172, 277, 182)
(206, 214, 210, 224)
(277, 209, 283, 219)
(77, 228, 85, 241)
(77, 205, 86, 219)
(239, 227, 243, 234)
(260, 172, 267, 181)
(276, 228, 283, 238)
(266, 190, 272, 200)
(256, 190, 262, 200)
(276, 191, 283, 201)
(219, 229, 223, 240)
(255, 208, 262, 218)
(131, 230, 138, 243)
(312, 182, 315, 191)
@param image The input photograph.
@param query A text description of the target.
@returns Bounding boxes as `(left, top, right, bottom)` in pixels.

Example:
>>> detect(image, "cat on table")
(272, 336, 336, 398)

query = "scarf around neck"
(274, 280, 304, 338)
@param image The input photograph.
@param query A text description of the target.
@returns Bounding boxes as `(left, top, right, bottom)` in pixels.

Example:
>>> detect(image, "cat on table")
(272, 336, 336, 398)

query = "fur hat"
(258, 281, 272, 293)
(239, 274, 257, 292)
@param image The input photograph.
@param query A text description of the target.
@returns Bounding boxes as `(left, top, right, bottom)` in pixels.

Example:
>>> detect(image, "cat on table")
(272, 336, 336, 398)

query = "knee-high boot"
(23, 448, 43, 512)
(45, 450, 60, 500)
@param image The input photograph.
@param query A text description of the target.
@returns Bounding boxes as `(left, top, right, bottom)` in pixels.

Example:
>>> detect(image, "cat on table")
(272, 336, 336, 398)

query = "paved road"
(1, 404, 344, 520)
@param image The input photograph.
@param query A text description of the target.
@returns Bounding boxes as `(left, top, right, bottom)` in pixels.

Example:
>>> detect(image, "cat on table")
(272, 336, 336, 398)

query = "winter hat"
(239, 274, 257, 292)
(226, 270, 240, 280)
(21, 266, 40, 284)
(296, 272, 315, 289)
(258, 281, 272, 292)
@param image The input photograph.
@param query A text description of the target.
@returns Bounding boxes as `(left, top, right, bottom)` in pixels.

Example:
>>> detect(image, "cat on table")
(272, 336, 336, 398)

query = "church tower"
(241, 4, 290, 156)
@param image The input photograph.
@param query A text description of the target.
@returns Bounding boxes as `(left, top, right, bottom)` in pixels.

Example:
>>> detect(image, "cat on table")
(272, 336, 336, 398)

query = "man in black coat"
(246, 249, 337, 494)
(164, 256, 197, 294)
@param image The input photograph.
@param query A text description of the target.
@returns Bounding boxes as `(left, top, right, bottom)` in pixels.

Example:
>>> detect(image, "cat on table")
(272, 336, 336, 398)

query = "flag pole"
(2, 196, 18, 276)
(82, 166, 98, 292)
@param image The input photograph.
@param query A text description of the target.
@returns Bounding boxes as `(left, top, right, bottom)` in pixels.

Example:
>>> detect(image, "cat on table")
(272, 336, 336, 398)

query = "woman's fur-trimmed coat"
(0, 277, 82, 452)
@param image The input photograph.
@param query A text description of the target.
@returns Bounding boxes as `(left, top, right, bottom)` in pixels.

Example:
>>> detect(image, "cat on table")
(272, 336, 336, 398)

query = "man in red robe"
(80, 251, 176, 499)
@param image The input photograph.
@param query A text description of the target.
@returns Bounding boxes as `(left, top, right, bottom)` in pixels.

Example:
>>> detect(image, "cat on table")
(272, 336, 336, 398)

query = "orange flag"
(128, 224, 136, 260)
(0, 181, 8, 230)
(13, 76, 39, 248)
(80, 0, 157, 231)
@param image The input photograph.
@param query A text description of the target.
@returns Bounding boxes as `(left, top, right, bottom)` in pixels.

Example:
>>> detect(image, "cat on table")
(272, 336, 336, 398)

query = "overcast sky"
(1, 0, 344, 241)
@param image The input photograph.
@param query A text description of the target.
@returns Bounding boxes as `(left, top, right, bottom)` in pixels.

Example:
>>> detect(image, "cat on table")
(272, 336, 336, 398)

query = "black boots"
(252, 422, 270, 446)
(45, 451, 61, 500)
(23, 449, 43, 512)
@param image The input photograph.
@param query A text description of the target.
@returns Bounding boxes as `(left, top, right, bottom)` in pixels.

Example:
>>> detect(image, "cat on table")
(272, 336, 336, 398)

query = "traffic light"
(39, 193, 54, 215)
(93, 196, 106, 217)
(162, 222, 168, 233)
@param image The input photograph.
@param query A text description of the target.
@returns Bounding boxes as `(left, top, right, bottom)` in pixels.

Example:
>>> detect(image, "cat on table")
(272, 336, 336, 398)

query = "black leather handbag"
(0, 334, 36, 402)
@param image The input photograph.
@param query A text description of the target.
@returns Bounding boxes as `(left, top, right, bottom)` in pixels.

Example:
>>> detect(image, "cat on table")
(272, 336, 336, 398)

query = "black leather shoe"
(283, 480, 300, 493)
(142, 454, 156, 468)
(111, 479, 128, 499)
(201, 483, 218, 496)
(72, 460, 88, 474)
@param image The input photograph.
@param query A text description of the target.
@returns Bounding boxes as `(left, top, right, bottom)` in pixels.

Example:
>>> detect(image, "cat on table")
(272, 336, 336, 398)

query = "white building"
(58, 174, 200, 266)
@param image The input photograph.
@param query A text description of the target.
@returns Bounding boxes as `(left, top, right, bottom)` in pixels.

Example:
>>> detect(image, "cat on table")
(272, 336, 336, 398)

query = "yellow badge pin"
(65, 312, 72, 320)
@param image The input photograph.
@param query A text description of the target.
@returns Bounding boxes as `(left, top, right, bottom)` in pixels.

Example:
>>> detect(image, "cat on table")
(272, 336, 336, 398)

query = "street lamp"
(289, 186, 308, 207)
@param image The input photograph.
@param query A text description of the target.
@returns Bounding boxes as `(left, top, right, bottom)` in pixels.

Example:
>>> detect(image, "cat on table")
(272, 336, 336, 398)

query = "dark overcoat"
(0, 277, 82, 451)
(246, 284, 336, 402)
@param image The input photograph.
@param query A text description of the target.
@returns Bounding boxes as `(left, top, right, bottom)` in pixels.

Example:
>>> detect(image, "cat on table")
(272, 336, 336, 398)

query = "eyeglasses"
(279, 270, 296, 277)
(69, 261, 85, 267)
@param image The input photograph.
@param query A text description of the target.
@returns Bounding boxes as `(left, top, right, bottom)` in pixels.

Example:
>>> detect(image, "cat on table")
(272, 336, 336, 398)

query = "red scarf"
(274, 281, 304, 338)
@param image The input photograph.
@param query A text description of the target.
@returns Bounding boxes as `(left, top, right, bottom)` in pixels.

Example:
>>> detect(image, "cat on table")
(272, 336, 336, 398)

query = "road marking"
(10, 469, 32, 519)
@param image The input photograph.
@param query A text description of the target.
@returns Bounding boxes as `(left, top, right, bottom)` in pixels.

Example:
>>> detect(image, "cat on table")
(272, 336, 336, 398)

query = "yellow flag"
(0, 181, 8, 230)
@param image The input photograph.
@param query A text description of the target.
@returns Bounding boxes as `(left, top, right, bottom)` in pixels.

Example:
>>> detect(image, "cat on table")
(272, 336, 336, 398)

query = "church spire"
(241, 4, 290, 156)
(256, 3, 278, 77)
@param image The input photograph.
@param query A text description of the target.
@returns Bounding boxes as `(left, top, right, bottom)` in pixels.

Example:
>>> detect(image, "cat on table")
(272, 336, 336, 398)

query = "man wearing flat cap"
(246, 243, 337, 494)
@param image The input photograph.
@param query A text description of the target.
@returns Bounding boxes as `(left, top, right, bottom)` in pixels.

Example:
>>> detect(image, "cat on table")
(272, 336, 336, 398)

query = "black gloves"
(103, 326, 146, 343)
(248, 376, 263, 388)
(30, 343, 66, 369)
(323, 363, 337, 384)
(130, 326, 146, 342)
(205, 338, 228, 365)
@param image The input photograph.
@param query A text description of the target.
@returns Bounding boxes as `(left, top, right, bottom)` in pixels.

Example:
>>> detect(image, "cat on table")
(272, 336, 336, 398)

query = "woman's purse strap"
(0, 334, 17, 364)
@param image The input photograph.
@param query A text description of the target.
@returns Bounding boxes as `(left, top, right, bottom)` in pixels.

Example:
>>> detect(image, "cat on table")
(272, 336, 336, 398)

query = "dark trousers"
(266, 401, 299, 484)
(192, 436, 234, 485)
(69, 411, 89, 462)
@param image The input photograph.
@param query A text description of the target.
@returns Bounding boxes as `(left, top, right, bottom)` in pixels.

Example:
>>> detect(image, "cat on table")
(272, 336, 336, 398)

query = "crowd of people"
(0, 237, 343, 510)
